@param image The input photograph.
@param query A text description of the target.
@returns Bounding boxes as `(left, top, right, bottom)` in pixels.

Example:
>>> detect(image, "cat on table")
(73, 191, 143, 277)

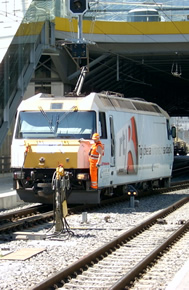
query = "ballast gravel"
(0, 190, 189, 290)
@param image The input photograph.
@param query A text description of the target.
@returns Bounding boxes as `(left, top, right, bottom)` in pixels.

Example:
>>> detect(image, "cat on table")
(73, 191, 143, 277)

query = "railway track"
(1, 181, 189, 237)
(0, 205, 51, 222)
(0, 205, 54, 237)
(31, 196, 189, 290)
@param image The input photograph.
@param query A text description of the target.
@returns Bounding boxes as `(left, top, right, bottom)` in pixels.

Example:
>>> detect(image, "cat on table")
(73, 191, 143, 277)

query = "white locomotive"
(11, 91, 176, 204)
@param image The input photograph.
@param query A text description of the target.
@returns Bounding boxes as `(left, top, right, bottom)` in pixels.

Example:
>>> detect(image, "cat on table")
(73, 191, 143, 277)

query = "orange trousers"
(90, 159, 98, 189)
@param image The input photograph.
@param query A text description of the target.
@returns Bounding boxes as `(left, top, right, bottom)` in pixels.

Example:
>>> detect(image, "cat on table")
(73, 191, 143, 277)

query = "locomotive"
(11, 91, 176, 204)
(174, 140, 188, 156)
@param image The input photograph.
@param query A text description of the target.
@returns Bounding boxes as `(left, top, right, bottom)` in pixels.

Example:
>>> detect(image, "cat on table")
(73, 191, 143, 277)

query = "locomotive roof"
(18, 92, 169, 118)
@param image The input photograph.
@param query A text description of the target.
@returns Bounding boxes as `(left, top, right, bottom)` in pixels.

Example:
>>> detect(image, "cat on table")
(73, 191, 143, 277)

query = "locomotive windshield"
(15, 111, 96, 139)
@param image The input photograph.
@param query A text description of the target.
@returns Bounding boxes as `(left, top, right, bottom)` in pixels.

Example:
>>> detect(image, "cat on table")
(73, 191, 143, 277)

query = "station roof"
(2, 0, 189, 118)
(81, 42, 189, 117)
(64, 0, 189, 117)
(57, 19, 189, 117)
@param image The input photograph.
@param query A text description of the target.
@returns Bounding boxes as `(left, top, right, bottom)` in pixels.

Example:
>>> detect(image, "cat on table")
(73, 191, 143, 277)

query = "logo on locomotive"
(117, 116, 138, 174)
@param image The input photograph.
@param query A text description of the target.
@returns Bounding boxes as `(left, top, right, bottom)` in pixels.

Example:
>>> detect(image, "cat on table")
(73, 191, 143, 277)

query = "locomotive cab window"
(99, 112, 107, 139)
(109, 115, 115, 164)
(15, 111, 96, 139)
(166, 119, 171, 140)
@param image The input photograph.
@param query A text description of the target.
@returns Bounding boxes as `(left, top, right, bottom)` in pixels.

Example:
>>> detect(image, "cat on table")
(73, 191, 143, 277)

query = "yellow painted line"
(16, 22, 45, 36)
(13, 17, 189, 37)
(55, 17, 189, 35)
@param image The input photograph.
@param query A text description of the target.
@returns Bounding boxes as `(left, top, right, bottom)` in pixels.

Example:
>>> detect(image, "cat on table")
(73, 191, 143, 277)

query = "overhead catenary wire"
(85, 1, 189, 83)
(64, 1, 189, 86)
(152, 0, 189, 42)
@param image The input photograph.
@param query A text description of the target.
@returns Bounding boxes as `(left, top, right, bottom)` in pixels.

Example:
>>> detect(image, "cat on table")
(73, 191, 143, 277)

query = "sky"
(0, 0, 32, 63)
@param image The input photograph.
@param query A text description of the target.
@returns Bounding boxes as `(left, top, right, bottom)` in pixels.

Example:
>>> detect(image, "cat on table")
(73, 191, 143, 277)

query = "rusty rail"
(32, 196, 189, 290)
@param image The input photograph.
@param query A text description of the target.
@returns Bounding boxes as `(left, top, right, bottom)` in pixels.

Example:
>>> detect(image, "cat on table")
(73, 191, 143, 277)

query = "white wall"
(23, 82, 64, 99)
(23, 83, 35, 100)
(51, 82, 64, 96)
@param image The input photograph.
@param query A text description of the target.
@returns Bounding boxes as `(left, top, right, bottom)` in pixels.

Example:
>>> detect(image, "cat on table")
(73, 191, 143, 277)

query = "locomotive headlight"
(77, 173, 89, 180)
(13, 171, 25, 179)
(30, 171, 36, 180)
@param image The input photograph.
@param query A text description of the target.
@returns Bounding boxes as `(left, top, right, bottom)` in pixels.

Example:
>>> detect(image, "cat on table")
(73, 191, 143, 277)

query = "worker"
(89, 133, 104, 189)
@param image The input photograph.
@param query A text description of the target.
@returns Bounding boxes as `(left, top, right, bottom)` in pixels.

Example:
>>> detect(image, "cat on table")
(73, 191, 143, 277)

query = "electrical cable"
(75, 1, 189, 84)
(46, 170, 74, 239)
(152, 0, 189, 42)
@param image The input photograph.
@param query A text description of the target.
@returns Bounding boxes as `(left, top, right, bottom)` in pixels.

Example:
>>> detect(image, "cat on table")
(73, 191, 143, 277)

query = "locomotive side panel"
(98, 108, 173, 190)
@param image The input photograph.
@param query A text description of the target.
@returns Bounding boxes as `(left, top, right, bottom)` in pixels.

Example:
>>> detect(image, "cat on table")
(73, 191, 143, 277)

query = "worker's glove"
(96, 163, 100, 168)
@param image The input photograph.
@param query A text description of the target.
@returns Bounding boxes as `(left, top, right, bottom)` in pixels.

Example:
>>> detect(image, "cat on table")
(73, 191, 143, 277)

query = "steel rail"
(110, 219, 189, 289)
(0, 205, 51, 221)
(0, 211, 54, 234)
(31, 196, 189, 290)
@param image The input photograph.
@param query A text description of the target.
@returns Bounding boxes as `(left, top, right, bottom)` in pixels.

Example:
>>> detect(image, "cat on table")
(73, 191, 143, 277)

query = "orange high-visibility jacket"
(89, 141, 104, 189)
(89, 141, 104, 162)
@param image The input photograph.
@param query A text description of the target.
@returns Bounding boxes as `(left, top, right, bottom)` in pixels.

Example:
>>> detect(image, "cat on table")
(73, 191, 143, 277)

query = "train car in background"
(127, 8, 161, 22)
(11, 91, 176, 204)
(174, 140, 188, 156)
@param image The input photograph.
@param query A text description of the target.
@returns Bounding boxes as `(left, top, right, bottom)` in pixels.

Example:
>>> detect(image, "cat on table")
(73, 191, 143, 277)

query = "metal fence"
(0, 156, 11, 173)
